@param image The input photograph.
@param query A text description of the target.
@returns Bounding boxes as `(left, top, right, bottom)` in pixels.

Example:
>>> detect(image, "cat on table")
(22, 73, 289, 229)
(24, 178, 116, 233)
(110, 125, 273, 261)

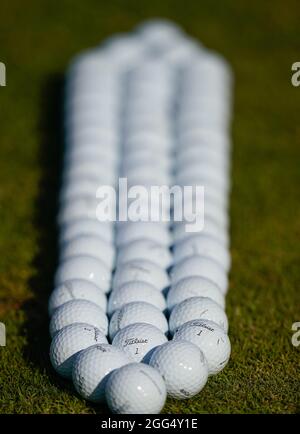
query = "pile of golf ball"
(49, 19, 233, 414)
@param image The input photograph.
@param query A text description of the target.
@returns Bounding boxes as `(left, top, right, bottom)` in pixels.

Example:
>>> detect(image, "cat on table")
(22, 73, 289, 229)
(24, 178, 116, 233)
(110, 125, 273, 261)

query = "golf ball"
(48, 279, 107, 316)
(57, 196, 101, 226)
(169, 296, 229, 335)
(173, 233, 231, 271)
(49, 323, 107, 378)
(117, 238, 172, 269)
(105, 363, 167, 414)
(112, 259, 169, 292)
(54, 255, 111, 293)
(109, 301, 168, 340)
(148, 340, 208, 399)
(173, 219, 229, 247)
(60, 235, 115, 270)
(173, 319, 231, 375)
(170, 255, 228, 294)
(112, 322, 167, 362)
(167, 276, 225, 312)
(72, 344, 132, 402)
(116, 222, 171, 247)
(59, 218, 114, 245)
(49, 299, 108, 337)
(107, 281, 167, 316)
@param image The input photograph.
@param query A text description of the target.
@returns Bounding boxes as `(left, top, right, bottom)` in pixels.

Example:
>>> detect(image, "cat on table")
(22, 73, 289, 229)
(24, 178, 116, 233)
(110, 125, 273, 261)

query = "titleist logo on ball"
(124, 337, 148, 346)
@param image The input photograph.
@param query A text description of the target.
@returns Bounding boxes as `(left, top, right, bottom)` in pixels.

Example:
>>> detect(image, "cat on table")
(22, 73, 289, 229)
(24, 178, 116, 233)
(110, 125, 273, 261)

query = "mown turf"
(0, 0, 300, 414)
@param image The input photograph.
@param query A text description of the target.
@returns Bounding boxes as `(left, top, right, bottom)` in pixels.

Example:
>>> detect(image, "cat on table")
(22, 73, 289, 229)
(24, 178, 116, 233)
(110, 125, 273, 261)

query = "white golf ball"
(136, 19, 184, 51)
(173, 234, 231, 271)
(148, 340, 208, 399)
(170, 255, 228, 294)
(178, 143, 228, 170)
(174, 194, 229, 230)
(59, 178, 114, 204)
(118, 192, 171, 222)
(129, 63, 172, 86)
(176, 166, 228, 195)
(67, 51, 115, 76)
(65, 124, 119, 149)
(48, 279, 107, 316)
(65, 110, 118, 134)
(105, 362, 166, 414)
(112, 259, 169, 292)
(176, 128, 230, 153)
(125, 132, 172, 153)
(178, 126, 230, 147)
(54, 255, 111, 293)
(59, 218, 114, 245)
(122, 148, 171, 173)
(173, 170, 228, 195)
(57, 196, 101, 226)
(125, 170, 172, 188)
(102, 35, 145, 68)
(124, 114, 171, 138)
(117, 239, 172, 269)
(59, 178, 99, 204)
(124, 166, 172, 186)
(112, 322, 167, 362)
(109, 301, 168, 341)
(62, 163, 117, 186)
(125, 173, 172, 189)
(64, 154, 117, 178)
(173, 319, 231, 375)
(64, 144, 118, 167)
(60, 235, 115, 270)
(116, 222, 171, 247)
(66, 94, 120, 115)
(49, 299, 108, 337)
(175, 153, 229, 180)
(126, 101, 172, 118)
(167, 276, 225, 312)
(176, 159, 228, 185)
(64, 79, 121, 100)
(178, 113, 230, 138)
(72, 344, 132, 402)
(49, 323, 107, 378)
(162, 39, 200, 67)
(173, 218, 229, 247)
(169, 296, 229, 335)
(107, 281, 167, 316)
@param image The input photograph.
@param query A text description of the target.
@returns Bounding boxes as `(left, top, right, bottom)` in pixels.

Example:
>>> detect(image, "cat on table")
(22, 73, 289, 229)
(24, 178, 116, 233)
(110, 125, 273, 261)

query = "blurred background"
(0, 0, 299, 413)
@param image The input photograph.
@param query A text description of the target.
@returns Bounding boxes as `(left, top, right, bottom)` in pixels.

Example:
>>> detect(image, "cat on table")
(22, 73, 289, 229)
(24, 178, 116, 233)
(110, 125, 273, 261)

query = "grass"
(0, 0, 300, 414)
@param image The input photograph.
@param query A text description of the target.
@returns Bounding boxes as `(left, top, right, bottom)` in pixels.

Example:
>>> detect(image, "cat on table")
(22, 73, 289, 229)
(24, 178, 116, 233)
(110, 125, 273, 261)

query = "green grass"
(0, 0, 300, 414)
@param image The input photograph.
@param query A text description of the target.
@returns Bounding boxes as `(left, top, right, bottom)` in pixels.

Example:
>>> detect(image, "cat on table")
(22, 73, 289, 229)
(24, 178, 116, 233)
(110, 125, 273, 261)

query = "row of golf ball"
(50, 48, 123, 408)
(112, 45, 174, 351)
(49, 21, 232, 413)
(100, 54, 176, 415)
(170, 52, 232, 307)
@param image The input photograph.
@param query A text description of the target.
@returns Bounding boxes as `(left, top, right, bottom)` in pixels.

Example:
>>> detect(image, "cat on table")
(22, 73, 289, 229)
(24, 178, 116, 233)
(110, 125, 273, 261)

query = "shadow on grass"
(21, 75, 108, 413)
(21, 74, 67, 390)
